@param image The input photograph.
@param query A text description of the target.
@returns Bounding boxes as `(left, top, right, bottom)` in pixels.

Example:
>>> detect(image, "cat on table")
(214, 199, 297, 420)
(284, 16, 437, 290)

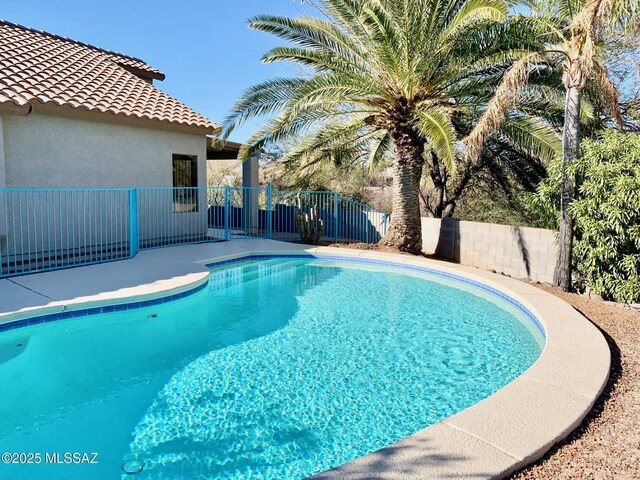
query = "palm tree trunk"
(381, 130, 424, 254)
(554, 85, 582, 291)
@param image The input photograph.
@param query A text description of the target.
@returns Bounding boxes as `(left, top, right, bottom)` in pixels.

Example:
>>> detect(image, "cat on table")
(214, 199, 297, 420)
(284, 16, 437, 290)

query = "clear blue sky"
(3, 0, 317, 142)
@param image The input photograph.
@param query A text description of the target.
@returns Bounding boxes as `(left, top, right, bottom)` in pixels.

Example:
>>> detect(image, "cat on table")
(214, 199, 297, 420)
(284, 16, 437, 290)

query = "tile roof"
(0, 20, 218, 132)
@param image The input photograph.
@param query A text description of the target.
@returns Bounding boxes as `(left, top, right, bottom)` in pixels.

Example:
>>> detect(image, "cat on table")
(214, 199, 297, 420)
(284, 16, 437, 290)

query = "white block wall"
(422, 218, 558, 284)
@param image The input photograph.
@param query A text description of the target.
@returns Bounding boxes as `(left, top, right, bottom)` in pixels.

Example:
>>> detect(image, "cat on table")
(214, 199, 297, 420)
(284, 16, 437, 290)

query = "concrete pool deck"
(0, 240, 610, 479)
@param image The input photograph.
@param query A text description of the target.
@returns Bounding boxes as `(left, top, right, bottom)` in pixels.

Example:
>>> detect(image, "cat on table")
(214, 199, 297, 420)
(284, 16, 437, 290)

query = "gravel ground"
(328, 243, 640, 477)
(511, 285, 640, 479)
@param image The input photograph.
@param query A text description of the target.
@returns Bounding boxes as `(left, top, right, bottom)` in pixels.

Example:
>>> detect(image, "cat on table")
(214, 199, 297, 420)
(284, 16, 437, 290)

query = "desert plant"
(295, 194, 324, 244)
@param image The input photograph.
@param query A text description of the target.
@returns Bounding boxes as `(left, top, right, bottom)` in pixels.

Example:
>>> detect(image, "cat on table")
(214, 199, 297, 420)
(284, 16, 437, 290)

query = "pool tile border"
(0, 280, 208, 333)
(2, 252, 543, 338)
(206, 254, 546, 337)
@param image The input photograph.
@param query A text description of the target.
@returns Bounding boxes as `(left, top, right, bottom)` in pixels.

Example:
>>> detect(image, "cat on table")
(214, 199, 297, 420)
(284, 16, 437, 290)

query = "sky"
(1, 0, 318, 142)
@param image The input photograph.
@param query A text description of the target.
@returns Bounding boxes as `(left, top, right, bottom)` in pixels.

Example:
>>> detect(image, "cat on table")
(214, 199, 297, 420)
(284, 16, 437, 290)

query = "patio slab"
(0, 278, 64, 319)
(0, 240, 314, 324)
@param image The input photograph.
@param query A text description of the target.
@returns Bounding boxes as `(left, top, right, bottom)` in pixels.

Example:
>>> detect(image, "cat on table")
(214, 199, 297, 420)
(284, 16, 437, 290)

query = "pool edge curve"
(0, 241, 611, 480)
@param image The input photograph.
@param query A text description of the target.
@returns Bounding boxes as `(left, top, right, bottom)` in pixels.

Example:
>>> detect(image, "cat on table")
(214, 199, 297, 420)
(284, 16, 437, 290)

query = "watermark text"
(1, 452, 98, 465)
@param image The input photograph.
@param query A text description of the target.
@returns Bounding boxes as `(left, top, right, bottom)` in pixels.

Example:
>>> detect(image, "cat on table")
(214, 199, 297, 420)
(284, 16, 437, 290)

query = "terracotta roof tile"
(0, 20, 218, 132)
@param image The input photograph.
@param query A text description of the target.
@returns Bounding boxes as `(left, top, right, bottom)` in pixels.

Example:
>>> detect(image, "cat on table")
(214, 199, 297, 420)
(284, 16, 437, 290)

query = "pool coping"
(0, 240, 611, 479)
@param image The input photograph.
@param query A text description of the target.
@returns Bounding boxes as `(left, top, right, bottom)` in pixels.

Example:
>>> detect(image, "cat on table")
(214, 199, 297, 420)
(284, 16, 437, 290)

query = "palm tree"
(553, 0, 636, 290)
(516, 0, 637, 290)
(220, 0, 547, 253)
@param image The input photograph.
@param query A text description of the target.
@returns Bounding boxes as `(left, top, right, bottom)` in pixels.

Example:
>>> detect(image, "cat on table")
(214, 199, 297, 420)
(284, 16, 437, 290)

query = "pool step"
(209, 258, 304, 289)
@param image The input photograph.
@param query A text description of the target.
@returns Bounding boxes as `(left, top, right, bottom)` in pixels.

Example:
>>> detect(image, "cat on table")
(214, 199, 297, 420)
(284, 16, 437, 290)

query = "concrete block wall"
(421, 217, 558, 284)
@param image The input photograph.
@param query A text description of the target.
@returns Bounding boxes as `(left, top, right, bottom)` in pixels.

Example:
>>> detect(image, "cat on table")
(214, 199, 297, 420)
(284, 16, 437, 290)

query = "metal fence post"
(224, 186, 230, 241)
(334, 191, 339, 243)
(267, 183, 273, 239)
(365, 205, 370, 243)
(1, 190, 7, 277)
(129, 189, 139, 257)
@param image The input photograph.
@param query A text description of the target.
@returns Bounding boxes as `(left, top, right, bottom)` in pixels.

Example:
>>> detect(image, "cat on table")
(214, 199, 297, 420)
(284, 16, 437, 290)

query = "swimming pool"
(0, 256, 544, 479)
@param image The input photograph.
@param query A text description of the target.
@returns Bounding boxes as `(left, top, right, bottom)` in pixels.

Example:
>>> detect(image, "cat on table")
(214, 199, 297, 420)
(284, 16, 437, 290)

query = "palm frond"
(592, 59, 624, 126)
(219, 78, 306, 140)
(367, 130, 394, 173)
(261, 47, 361, 74)
(414, 107, 458, 172)
(500, 115, 562, 164)
(249, 14, 367, 65)
(239, 108, 364, 160)
(281, 118, 382, 169)
(463, 52, 544, 164)
(440, 0, 508, 43)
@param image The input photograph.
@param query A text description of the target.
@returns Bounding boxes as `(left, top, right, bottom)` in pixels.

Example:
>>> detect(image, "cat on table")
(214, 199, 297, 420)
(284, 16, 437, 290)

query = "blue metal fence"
(0, 186, 389, 277)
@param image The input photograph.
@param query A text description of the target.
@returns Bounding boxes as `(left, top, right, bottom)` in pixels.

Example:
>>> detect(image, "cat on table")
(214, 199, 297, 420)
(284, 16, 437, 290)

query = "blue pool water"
(0, 257, 543, 479)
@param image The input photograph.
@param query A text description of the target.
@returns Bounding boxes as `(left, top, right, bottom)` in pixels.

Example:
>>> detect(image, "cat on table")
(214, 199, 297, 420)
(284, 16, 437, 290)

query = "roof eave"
(31, 101, 219, 135)
(118, 65, 166, 82)
(0, 101, 31, 116)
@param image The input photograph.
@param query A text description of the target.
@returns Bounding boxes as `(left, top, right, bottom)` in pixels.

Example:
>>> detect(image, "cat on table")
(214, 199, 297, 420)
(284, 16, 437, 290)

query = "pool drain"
(147, 314, 158, 319)
(122, 459, 144, 474)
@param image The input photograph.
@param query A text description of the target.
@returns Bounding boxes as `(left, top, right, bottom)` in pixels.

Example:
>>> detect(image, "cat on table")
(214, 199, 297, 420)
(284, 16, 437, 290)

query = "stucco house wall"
(0, 113, 209, 254)
(1, 113, 206, 189)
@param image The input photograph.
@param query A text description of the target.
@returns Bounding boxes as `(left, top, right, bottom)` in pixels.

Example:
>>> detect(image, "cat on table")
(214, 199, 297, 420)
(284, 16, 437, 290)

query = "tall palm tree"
(552, 0, 635, 290)
(514, 0, 637, 290)
(220, 0, 546, 253)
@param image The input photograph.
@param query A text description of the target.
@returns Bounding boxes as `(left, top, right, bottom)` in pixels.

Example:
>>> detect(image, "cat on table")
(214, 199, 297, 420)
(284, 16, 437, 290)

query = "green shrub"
(524, 159, 564, 231)
(529, 131, 640, 303)
(571, 132, 640, 303)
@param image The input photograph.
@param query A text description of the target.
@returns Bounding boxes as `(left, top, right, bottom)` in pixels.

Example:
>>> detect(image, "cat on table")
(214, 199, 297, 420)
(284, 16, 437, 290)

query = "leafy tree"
(452, 171, 551, 227)
(573, 132, 640, 302)
(530, 130, 640, 303)
(219, 0, 556, 253)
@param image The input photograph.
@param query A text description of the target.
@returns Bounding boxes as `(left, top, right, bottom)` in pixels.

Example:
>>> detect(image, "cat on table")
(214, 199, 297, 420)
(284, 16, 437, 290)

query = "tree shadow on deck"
(311, 431, 513, 479)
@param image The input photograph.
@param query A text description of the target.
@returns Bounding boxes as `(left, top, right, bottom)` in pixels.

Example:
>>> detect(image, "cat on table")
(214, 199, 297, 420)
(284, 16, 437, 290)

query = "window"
(172, 154, 198, 212)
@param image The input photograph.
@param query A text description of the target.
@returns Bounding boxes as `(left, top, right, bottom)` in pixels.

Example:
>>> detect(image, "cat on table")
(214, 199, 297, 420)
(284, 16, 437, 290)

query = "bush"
(571, 131, 640, 303)
(530, 131, 640, 303)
